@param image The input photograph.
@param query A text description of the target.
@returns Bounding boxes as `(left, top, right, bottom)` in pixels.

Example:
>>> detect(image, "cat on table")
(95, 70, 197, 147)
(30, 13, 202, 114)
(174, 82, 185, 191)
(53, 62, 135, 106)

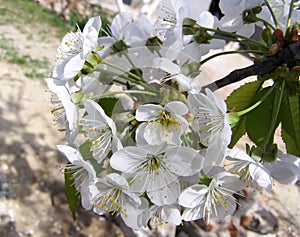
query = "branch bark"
(203, 42, 300, 91)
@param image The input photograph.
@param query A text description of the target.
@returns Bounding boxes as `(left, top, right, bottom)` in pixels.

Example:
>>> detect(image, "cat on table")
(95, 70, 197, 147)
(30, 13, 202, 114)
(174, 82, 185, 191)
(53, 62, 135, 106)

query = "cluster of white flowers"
(46, 0, 300, 229)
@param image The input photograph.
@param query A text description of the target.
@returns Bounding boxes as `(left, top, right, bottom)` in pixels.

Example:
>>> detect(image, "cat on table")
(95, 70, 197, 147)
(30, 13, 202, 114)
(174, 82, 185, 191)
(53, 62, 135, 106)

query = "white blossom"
(226, 148, 273, 191)
(219, 0, 264, 37)
(90, 173, 141, 220)
(263, 152, 300, 185)
(53, 16, 102, 80)
(135, 101, 189, 146)
(56, 145, 96, 209)
(81, 99, 122, 164)
(140, 204, 182, 227)
(179, 170, 245, 222)
(45, 78, 79, 145)
(188, 89, 231, 167)
(110, 144, 203, 205)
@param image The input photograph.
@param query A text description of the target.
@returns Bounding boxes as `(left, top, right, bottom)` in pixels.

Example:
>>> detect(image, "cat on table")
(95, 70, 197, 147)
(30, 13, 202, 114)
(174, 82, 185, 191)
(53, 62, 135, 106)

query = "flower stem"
(264, 0, 279, 28)
(88, 90, 157, 100)
(286, 0, 295, 29)
(256, 17, 276, 30)
(200, 26, 269, 50)
(97, 66, 155, 91)
(235, 85, 275, 117)
(199, 49, 268, 66)
(101, 60, 142, 81)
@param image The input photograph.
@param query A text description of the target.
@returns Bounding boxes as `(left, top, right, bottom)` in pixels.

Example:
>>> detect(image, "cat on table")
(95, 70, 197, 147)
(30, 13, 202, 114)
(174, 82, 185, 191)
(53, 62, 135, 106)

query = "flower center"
(94, 189, 123, 215)
(157, 110, 181, 128)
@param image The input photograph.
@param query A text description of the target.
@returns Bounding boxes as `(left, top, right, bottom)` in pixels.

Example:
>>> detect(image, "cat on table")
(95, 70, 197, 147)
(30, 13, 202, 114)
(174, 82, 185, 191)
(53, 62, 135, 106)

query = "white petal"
(45, 78, 78, 132)
(165, 101, 188, 115)
(110, 146, 147, 172)
(135, 104, 162, 121)
(197, 11, 214, 28)
(147, 181, 180, 205)
(153, 58, 181, 74)
(106, 173, 130, 190)
(83, 16, 102, 36)
(121, 197, 149, 228)
(56, 145, 82, 163)
(179, 184, 208, 208)
(182, 206, 204, 221)
(264, 158, 300, 185)
(203, 136, 227, 168)
(81, 184, 94, 210)
(83, 28, 99, 56)
(64, 53, 85, 78)
(249, 163, 272, 191)
(160, 205, 182, 225)
(135, 123, 148, 146)
(110, 12, 133, 38)
(205, 88, 227, 113)
(165, 147, 203, 176)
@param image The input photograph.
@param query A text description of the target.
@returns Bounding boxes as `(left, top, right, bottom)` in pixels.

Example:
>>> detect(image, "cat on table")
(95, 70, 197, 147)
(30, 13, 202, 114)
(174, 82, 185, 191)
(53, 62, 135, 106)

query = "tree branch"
(203, 42, 300, 91)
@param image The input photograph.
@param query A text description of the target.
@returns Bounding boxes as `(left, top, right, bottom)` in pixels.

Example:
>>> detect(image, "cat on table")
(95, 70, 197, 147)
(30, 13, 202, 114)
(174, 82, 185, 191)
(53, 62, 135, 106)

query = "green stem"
(263, 80, 285, 146)
(101, 60, 142, 81)
(286, 0, 295, 29)
(97, 68, 132, 85)
(235, 85, 275, 117)
(256, 17, 276, 30)
(97, 67, 155, 92)
(87, 90, 157, 100)
(200, 26, 269, 49)
(124, 115, 136, 124)
(199, 49, 268, 65)
(264, 0, 279, 28)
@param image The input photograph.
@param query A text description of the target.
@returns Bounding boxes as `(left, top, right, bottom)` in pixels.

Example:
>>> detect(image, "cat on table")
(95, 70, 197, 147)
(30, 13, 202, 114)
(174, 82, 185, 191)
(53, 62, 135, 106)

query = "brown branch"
(203, 42, 300, 91)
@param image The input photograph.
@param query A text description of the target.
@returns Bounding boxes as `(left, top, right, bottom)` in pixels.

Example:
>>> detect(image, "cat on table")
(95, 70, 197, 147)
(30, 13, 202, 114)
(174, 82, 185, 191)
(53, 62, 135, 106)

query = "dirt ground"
(0, 2, 300, 237)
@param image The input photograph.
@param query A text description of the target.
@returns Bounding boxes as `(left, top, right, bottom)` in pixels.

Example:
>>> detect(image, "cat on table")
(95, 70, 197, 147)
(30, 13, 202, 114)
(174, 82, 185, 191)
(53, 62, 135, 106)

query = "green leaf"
(246, 87, 277, 145)
(282, 129, 300, 156)
(98, 97, 122, 117)
(79, 140, 93, 159)
(280, 95, 300, 156)
(226, 80, 263, 147)
(64, 168, 80, 220)
(79, 140, 104, 174)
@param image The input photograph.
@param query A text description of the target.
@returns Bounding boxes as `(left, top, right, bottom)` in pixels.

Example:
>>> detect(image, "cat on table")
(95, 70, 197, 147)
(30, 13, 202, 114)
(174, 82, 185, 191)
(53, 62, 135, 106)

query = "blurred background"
(0, 0, 299, 236)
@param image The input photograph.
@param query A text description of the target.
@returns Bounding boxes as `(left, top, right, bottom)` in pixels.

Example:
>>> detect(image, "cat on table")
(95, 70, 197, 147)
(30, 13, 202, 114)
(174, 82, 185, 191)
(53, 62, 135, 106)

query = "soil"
(0, 2, 299, 237)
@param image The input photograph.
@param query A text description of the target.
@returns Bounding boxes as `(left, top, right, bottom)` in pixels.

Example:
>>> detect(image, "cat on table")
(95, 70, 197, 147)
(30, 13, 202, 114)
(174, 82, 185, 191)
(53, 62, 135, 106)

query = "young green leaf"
(282, 129, 300, 156)
(64, 168, 80, 220)
(98, 97, 122, 117)
(226, 80, 263, 147)
(246, 87, 277, 145)
(280, 95, 300, 156)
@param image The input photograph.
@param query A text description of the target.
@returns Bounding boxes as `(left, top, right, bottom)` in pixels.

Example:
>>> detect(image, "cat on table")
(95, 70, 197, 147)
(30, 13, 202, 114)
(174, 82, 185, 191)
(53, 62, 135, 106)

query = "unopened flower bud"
(272, 29, 284, 41)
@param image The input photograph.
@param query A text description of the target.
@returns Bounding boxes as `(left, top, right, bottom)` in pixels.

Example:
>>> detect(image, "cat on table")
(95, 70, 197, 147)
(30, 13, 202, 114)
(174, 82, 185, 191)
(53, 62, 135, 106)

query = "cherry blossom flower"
(56, 145, 96, 209)
(179, 169, 245, 222)
(226, 148, 273, 191)
(140, 204, 182, 227)
(263, 152, 300, 185)
(153, 57, 202, 93)
(110, 144, 203, 205)
(90, 173, 141, 221)
(259, 0, 300, 31)
(45, 78, 79, 145)
(219, 0, 264, 37)
(81, 99, 122, 164)
(53, 16, 102, 80)
(135, 101, 189, 146)
(188, 89, 231, 167)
